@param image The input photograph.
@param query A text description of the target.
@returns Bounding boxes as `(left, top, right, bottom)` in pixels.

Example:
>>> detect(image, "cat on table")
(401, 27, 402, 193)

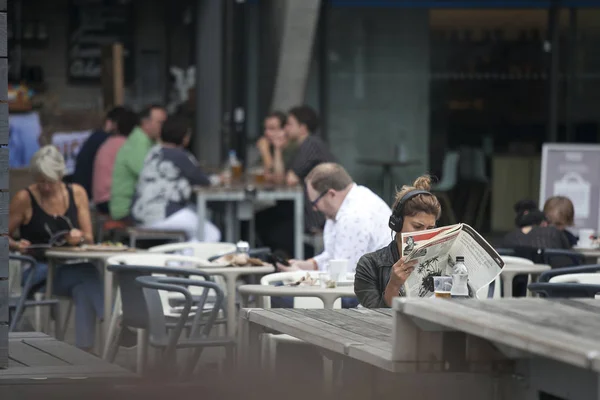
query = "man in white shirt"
(277, 162, 392, 274)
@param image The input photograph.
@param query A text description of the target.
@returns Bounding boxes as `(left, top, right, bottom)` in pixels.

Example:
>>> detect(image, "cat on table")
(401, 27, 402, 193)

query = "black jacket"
(354, 240, 405, 308)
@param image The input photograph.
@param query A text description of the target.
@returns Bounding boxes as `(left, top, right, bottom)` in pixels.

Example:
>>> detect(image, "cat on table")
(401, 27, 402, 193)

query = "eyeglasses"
(311, 190, 329, 208)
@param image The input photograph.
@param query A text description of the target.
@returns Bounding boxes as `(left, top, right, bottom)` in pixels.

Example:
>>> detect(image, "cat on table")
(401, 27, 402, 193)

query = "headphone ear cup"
(388, 214, 403, 232)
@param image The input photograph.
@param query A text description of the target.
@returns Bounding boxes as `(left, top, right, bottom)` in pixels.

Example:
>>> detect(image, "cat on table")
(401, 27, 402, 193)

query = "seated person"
(256, 106, 335, 257)
(8, 146, 104, 351)
(503, 199, 570, 249)
(130, 116, 221, 242)
(72, 106, 126, 199)
(274, 163, 392, 308)
(256, 111, 298, 183)
(354, 175, 441, 308)
(543, 196, 577, 247)
(110, 104, 167, 221)
(93, 108, 139, 214)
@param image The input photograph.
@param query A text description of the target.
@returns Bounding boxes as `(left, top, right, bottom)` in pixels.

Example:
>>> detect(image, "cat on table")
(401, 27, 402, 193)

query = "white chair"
(148, 242, 237, 259)
(549, 273, 600, 284)
(501, 256, 534, 265)
(102, 253, 223, 372)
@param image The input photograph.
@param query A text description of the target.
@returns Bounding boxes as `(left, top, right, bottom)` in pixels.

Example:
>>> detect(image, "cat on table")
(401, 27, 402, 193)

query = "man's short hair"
(106, 106, 127, 122)
(266, 110, 286, 128)
(160, 116, 190, 146)
(139, 104, 166, 120)
(305, 163, 353, 193)
(288, 105, 319, 133)
(116, 109, 140, 137)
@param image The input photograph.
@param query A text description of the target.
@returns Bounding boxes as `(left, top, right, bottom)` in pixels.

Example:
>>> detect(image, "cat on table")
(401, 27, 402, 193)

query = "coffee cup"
(579, 229, 594, 248)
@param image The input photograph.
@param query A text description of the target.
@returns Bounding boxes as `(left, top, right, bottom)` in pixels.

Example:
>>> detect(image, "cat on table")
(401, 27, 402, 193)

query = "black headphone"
(388, 190, 433, 232)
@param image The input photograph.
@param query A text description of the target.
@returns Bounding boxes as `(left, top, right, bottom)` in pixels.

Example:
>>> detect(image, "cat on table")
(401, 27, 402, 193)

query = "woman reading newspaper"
(354, 176, 440, 307)
(354, 175, 503, 307)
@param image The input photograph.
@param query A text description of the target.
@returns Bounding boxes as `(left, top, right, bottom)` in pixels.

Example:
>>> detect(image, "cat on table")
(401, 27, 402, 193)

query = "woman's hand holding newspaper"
(391, 257, 418, 285)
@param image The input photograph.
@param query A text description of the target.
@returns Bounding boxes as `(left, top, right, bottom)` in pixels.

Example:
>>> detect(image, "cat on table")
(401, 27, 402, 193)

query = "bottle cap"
(456, 256, 465, 263)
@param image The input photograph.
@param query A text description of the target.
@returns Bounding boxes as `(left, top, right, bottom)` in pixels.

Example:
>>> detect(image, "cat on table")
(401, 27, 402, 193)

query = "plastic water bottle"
(450, 256, 469, 298)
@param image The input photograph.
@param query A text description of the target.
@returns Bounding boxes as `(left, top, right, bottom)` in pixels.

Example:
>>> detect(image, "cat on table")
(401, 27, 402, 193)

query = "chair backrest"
(501, 256, 534, 265)
(433, 151, 460, 191)
(528, 282, 600, 298)
(538, 264, 600, 283)
(106, 262, 212, 329)
(106, 253, 216, 268)
(135, 276, 223, 363)
(148, 242, 237, 259)
(260, 271, 341, 309)
(542, 249, 585, 269)
(549, 273, 600, 284)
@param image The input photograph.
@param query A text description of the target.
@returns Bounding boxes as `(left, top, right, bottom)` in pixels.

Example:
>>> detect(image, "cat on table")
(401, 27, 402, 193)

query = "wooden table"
(394, 298, 600, 399)
(1, 332, 135, 391)
(501, 263, 551, 297)
(238, 284, 356, 309)
(238, 308, 514, 398)
(45, 248, 144, 345)
(194, 184, 304, 258)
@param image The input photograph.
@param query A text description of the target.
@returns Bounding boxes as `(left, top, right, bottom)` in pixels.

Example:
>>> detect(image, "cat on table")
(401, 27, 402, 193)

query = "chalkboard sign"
(67, 0, 134, 83)
(540, 143, 600, 233)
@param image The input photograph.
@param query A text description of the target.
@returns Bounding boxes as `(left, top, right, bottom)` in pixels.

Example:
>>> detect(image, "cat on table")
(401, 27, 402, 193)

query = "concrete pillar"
(269, 0, 321, 111)
(194, 0, 223, 167)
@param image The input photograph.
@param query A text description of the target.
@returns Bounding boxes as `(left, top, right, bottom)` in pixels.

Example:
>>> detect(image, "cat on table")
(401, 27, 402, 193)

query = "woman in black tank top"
(8, 146, 103, 351)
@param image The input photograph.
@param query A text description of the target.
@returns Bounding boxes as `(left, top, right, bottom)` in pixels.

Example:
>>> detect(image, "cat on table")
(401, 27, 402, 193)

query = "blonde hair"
(543, 196, 574, 227)
(30, 145, 66, 182)
(392, 175, 442, 219)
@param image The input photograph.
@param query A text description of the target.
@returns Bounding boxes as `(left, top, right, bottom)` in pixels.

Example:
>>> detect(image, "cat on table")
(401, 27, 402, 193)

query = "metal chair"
(135, 275, 235, 380)
(8, 255, 61, 337)
(542, 249, 585, 269)
(538, 264, 600, 283)
(105, 263, 229, 375)
(527, 282, 600, 298)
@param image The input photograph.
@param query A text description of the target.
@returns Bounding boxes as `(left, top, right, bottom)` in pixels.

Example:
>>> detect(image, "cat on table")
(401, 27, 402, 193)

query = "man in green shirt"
(109, 105, 167, 220)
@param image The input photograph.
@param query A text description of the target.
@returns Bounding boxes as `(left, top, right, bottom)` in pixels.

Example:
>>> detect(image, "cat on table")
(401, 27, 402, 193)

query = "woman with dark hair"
(354, 175, 442, 308)
(502, 199, 570, 249)
(544, 196, 578, 247)
(256, 111, 298, 183)
(130, 116, 221, 242)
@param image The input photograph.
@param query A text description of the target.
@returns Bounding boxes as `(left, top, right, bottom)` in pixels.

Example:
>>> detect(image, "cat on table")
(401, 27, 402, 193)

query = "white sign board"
(540, 143, 600, 232)
(51, 130, 92, 175)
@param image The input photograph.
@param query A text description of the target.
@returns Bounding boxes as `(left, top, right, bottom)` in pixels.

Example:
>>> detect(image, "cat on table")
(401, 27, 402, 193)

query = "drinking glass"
(433, 276, 452, 298)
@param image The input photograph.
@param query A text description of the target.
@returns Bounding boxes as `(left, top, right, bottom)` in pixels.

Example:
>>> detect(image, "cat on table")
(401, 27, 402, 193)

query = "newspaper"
(401, 223, 504, 297)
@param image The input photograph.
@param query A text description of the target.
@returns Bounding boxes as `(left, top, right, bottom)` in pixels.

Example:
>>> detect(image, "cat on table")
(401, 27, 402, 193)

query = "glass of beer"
(433, 276, 452, 298)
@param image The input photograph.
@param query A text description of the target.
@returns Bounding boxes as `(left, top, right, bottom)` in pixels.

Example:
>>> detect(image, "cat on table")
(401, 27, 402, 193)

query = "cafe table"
(573, 246, 600, 263)
(194, 183, 304, 258)
(44, 247, 144, 343)
(238, 283, 357, 309)
(198, 265, 275, 336)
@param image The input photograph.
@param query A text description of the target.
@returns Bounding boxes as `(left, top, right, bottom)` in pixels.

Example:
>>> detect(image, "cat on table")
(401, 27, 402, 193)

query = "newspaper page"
(401, 224, 504, 297)
(401, 224, 463, 297)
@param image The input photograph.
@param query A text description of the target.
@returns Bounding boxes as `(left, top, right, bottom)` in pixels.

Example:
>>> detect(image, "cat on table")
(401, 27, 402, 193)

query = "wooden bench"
(0, 332, 136, 396)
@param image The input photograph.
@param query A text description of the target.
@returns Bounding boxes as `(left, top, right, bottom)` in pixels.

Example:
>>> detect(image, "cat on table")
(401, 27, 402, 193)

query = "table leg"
(294, 192, 304, 260)
(237, 316, 262, 372)
(196, 194, 207, 242)
(322, 295, 336, 309)
(225, 202, 235, 243)
(102, 288, 121, 359)
(501, 273, 514, 298)
(44, 259, 55, 334)
(103, 263, 113, 340)
(225, 273, 238, 337)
